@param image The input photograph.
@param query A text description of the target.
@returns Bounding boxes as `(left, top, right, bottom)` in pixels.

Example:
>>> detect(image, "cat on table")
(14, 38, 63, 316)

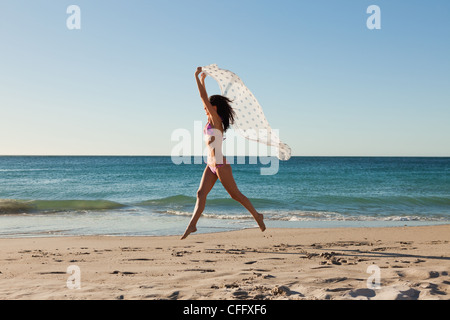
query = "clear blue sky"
(1, 0, 449, 156)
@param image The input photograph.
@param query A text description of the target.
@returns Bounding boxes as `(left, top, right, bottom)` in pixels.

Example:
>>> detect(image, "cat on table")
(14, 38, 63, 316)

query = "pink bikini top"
(204, 122, 226, 140)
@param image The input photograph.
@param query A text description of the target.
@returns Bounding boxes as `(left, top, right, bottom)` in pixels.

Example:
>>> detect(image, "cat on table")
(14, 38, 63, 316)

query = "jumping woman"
(181, 67, 266, 239)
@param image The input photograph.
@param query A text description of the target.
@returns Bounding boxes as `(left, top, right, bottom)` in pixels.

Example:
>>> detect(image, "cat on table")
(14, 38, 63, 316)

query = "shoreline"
(0, 220, 449, 239)
(0, 225, 449, 300)
(1, 222, 449, 239)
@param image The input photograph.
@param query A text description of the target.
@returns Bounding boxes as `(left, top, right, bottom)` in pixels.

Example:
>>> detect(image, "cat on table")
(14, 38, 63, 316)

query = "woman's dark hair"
(209, 95, 236, 132)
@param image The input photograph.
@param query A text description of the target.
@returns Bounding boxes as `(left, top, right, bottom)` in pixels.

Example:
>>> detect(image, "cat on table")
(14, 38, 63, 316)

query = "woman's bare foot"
(180, 224, 197, 240)
(255, 213, 266, 232)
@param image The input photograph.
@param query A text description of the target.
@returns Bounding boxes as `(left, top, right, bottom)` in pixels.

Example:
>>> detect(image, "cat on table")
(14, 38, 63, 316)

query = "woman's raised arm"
(195, 67, 218, 118)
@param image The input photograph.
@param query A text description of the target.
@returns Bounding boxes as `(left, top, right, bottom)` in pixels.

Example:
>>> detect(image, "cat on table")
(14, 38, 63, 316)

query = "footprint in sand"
(38, 271, 67, 275)
(168, 291, 180, 300)
(419, 283, 447, 296)
(232, 289, 249, 298)
(320, 277, 348, 284)
(346, 288, 376, 299)
(111, 271, 138, 275)
(184, 268, 215, 273)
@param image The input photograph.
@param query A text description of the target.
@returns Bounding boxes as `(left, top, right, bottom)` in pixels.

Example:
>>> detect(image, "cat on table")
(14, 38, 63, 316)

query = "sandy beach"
(0, 225, 449, 300)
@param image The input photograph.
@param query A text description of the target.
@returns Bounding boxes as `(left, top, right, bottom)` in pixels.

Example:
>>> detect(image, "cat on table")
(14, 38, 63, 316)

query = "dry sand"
(0, 225, 449, 300)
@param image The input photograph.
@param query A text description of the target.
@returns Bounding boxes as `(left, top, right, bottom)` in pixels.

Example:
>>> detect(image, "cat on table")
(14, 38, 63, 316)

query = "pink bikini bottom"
(207, 157, 227, 175)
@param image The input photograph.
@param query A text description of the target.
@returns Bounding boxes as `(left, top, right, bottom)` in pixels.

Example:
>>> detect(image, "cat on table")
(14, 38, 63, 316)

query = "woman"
(181, 67, 266, 239)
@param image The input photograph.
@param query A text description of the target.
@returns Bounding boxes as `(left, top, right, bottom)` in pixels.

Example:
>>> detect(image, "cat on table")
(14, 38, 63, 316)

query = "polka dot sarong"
(201, 64, 291, 160)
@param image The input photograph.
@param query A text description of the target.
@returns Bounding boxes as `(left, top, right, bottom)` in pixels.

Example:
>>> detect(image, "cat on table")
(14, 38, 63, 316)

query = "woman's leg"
(216, 165, 266, 232)
(181, 165, 218, 239)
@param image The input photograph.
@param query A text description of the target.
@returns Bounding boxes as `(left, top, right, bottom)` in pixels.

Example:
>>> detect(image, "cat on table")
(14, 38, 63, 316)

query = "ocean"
(0, 156, 449, 237)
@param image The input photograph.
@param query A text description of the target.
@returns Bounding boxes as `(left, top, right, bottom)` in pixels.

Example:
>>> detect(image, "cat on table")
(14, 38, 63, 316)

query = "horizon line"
(0, 155, 449, 158)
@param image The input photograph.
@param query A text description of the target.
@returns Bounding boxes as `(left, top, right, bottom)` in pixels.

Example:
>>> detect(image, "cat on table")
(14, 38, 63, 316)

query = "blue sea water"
(0, 156, 449, 237)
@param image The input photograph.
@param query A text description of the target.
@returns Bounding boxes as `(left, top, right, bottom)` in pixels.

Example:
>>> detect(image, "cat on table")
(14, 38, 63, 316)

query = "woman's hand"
(195, 67, 202, 76)
(200, 72, 207, 85)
